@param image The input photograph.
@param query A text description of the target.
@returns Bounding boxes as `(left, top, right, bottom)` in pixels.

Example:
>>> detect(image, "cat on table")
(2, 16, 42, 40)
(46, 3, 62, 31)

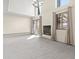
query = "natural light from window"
(27, 35, 40, 40)
(57, 0, 69, 7)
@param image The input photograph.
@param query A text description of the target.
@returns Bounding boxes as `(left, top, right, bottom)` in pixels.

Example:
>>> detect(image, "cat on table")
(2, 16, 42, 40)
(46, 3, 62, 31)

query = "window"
(32, 0, 43, 16)
(56, 12, 68, 29)
(57, 0, 69, 7)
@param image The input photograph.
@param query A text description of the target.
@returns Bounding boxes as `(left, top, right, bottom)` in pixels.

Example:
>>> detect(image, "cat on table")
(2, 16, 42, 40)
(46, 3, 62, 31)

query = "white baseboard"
(3, 32, 31, 38)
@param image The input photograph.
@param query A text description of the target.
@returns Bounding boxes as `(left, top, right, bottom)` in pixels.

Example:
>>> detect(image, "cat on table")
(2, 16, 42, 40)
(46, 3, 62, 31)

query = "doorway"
(56, 11, 68, 43)
(52, 7, 74, 45)
(32, 19, 41, 35)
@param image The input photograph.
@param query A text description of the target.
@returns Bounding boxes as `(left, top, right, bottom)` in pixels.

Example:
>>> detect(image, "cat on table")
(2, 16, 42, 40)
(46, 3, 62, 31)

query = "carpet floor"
(4, 35, 75, 59)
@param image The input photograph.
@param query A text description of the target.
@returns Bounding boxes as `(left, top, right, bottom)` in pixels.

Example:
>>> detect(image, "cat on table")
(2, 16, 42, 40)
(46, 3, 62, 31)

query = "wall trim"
(3, 32, 31, 38)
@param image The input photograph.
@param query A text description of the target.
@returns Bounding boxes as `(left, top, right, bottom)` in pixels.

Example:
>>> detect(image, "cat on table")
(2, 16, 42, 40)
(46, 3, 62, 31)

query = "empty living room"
(3, 0, 75, 59)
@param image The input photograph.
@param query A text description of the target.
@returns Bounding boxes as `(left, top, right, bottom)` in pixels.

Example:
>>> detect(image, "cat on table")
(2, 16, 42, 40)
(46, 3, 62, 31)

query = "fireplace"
(43, 25, 51, 35)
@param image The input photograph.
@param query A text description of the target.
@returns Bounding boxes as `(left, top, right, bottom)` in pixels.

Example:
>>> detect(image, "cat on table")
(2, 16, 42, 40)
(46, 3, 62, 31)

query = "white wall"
(42, 0, 75, 44)
(3, 0, 33, 34)
(3, 0, 34, 16)
(42, 0, 55, 39)
(8, 0, 34, 16)
(3, 14, 32, 34)
(42, 0, 55, 25)
(3, 0, 9, 13)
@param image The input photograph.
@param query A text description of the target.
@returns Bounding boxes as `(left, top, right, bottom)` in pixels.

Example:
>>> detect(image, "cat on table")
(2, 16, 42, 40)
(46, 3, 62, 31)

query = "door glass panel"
(56, 11, 68, 29)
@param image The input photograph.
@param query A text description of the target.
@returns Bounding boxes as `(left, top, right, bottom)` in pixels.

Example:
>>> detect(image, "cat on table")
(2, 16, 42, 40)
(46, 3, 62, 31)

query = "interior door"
(52, 7, 73, 45)
(56, 11, 68, 43)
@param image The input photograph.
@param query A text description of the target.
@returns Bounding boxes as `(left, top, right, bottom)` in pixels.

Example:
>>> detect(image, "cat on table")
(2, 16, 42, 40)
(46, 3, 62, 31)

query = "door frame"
(31, 16, 42, 36)
(52, 7, 74, 45)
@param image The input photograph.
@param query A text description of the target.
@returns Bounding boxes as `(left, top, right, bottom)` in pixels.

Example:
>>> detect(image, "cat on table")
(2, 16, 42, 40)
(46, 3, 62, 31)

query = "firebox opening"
(43, 25, 51, 35)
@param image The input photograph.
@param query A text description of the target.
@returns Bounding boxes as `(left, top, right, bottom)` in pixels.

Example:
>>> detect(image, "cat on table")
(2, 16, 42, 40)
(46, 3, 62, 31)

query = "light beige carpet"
(4, 35, 75, 59)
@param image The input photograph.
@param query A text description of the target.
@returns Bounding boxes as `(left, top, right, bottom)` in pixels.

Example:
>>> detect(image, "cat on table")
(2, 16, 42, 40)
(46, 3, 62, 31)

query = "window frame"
(56, 11, 68, 30)
(57, 0, 69, 8)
